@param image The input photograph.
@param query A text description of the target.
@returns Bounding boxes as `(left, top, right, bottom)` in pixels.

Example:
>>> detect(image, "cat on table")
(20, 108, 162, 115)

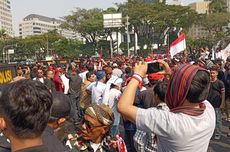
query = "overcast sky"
(10, 0, 201, 35)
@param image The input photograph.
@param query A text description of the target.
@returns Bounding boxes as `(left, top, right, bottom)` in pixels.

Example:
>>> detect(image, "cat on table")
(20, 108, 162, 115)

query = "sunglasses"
(82, 119, 104, 130)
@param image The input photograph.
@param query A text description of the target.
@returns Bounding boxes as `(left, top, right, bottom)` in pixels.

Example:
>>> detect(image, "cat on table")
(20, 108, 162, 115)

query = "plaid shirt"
(133, 103, 169, 152)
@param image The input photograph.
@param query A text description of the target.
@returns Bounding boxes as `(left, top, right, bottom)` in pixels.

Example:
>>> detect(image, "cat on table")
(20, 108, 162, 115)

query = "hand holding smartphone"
(147, 61, 162, 74)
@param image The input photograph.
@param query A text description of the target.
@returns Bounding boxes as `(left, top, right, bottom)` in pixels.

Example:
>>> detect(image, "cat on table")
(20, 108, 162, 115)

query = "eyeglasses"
(82, 119, 104, 130)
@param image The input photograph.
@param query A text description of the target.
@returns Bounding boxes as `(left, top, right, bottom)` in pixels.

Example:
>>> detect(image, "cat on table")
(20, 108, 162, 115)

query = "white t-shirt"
(61, 74, 69, 94)
(33, 77, 44, 83)
(90, 142, 102, 152)
(136, 100, 215, 152)
(106, 88, 121, 126)
(102, 76, 119, 104)
(79, 71, 88, 83)
(87, 81, 106, 104)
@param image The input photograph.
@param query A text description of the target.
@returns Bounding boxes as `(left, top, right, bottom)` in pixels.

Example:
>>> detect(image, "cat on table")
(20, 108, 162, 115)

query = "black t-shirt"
(42, 126, 69, 152)
(208, 79, 225, 108)
(66, 73, 82, 96)
(139, 88, 156, 109)
(15, 145, 49, 152)
(218, 70, 225, 82)
(0, 134, 10, 152)
(224, 73, 230, 98)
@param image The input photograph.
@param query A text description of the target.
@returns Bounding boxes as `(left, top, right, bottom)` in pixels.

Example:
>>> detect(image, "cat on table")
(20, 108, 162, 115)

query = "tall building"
(188, 1, 210, 14)
(188, 1, 210, 39)
(19, 14, 80, 39)
(0, 0, 13, 37)
(226, 0, 230, 12)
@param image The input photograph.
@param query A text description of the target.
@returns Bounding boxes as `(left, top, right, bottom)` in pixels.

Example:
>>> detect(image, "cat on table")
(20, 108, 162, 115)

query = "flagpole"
(168, 32, 171, 60)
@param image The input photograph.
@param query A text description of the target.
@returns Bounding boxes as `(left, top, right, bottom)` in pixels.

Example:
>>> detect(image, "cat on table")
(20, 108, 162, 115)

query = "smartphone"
(147, 61, 161, 74)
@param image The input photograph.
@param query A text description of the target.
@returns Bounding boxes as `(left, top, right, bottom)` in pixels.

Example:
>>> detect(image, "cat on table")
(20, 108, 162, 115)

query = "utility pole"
(126, 15, 130, 57)
(110, 38, 113, 58)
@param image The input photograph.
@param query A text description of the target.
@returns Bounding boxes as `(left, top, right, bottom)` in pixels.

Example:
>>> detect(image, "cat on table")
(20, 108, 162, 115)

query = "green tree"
(209, 0, 227, 13)
(198, 12, 230, 45)
(118, 1, 198, 50)
(61, 8, 104, 52)
(55, 38, 82, 58)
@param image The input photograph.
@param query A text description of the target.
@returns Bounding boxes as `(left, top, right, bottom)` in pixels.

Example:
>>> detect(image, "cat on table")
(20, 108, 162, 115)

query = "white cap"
(112, 78, 123, 87)
(113, 63, 118, 67)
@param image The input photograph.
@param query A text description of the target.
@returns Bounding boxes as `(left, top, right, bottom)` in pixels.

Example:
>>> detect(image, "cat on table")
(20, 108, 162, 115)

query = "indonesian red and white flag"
(169, 33, 186, 58)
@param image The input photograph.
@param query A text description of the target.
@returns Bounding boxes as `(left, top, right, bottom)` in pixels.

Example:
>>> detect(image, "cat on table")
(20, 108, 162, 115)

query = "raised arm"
(117, 62, 147, 123)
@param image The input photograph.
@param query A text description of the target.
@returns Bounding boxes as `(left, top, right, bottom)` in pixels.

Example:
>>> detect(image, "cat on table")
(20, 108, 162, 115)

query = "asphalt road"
(208, 119, 230, 152)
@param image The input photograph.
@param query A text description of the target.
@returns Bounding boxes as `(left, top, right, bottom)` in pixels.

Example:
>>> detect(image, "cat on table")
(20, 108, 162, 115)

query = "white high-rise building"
(19, 14, 80, 39)
(226, 0, 230, 12)
(188, 1, 210, 39)
(0, 0, 13, 37)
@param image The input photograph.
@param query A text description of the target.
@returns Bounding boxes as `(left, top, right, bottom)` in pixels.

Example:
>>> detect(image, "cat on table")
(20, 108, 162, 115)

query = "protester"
(134, 82, 169, 152)
(46, 69, 54, 80)
(53, 67, 65, 92)
(140, 73, 165, 108)
(79, 63, 95, 82)
(42, 92, 71, 152)
(65, 64, 82, 123)
(105, 78, 123, 137)
(122, 77, 144, 152)
(112, 63, 123, 78)
(0, 80, 52, 152)
(118, 63, 215, 152)
(33, 68, 45, 83)
(80, 71, 96, 111)
(60, 66, 70, 94)
(104, 66, 113, 82)
(45, 70, 56, 93)
(67, 103, 122, 152)
(12, 67, 26, 82)
(87, 70, 106, 104)
(224, 58, 230, 123)
(208, 66, 225, 140)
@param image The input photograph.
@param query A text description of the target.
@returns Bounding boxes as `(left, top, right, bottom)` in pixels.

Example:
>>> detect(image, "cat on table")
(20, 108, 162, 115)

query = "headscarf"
(148, 73, 164, 81)
(165, 64, 209, 116)
(85, 104, 114, 126)
(95, 70, 106, 86)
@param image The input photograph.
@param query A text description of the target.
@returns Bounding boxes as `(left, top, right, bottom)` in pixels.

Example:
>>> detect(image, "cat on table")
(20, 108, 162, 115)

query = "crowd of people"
(0, 50, 229, 152)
